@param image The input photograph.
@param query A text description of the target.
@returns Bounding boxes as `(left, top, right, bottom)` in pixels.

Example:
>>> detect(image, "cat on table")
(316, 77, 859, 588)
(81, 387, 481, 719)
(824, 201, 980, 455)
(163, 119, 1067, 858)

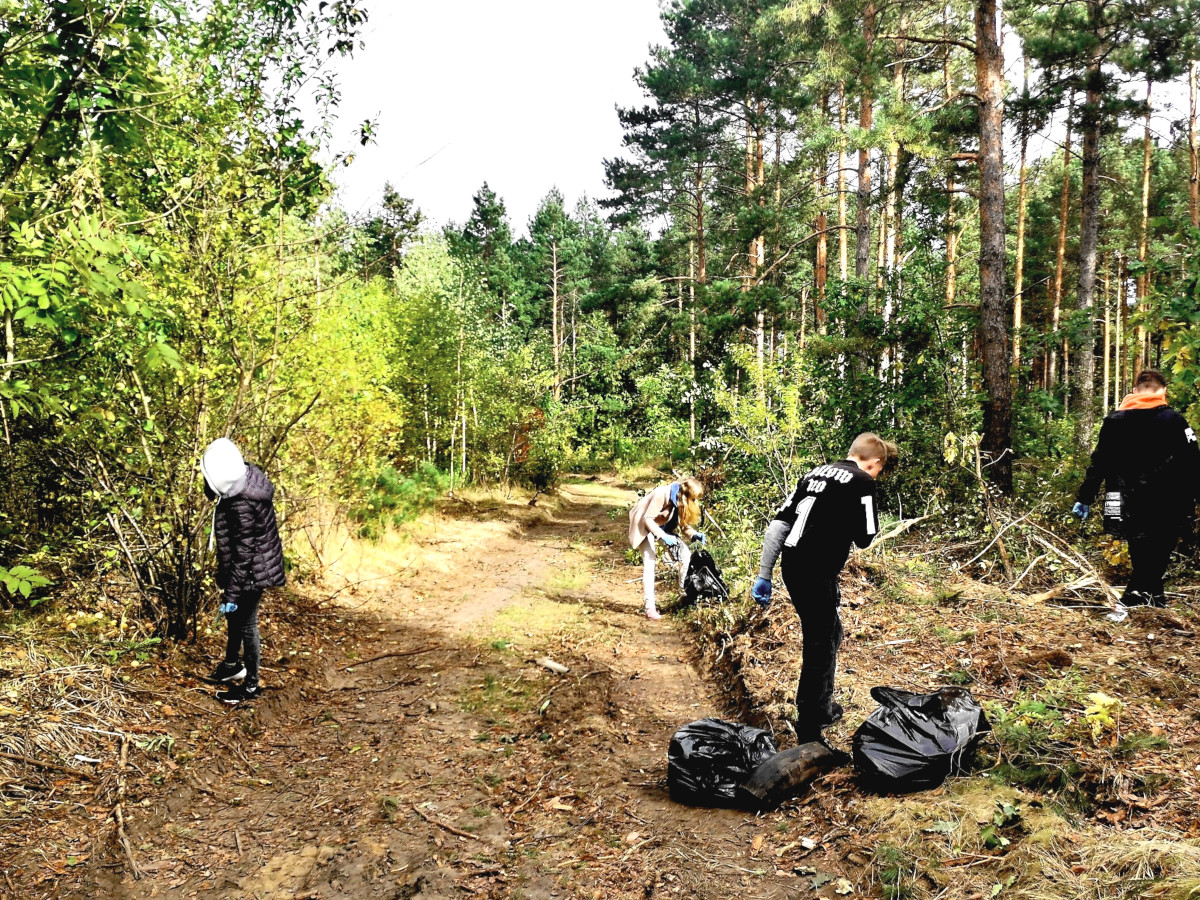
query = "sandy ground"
(46, 478, 858, 899)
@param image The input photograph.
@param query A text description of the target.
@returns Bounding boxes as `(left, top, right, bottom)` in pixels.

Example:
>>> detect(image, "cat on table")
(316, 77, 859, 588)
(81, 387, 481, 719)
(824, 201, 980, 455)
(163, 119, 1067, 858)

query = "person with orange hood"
(1074, 369, 1200, 619)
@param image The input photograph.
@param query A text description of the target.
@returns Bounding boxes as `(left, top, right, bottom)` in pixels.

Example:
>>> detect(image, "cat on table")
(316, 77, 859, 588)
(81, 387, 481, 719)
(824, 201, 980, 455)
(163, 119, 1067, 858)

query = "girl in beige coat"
(628, 477, 705, 619)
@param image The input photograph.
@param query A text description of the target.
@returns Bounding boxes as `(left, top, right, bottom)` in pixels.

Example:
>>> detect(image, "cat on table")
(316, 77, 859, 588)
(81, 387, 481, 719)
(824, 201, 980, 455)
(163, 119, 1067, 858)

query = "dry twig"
(341, 646, 441, 671)
(113, 735, 140, 879)
(411, 804, 488, 843)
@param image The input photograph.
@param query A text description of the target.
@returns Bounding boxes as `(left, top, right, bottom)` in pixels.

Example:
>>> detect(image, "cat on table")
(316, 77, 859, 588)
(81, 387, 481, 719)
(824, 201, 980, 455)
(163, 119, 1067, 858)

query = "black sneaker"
(1122, 590, 1153, 608)
(216, 682, 261, 704)
(206, 661, 247, 684)
(825, 702, 844, 726)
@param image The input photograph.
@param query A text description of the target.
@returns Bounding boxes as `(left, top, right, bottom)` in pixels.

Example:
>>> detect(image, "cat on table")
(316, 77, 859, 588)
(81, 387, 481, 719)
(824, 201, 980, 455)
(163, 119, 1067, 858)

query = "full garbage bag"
(667, 718, 777, 806)
(681, 549, 730, 606)
(853, 686, 991, 792)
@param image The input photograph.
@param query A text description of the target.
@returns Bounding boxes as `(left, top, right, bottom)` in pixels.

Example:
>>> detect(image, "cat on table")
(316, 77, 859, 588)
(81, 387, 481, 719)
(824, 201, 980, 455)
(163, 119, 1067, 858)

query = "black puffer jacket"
(209, 464, 285, 597)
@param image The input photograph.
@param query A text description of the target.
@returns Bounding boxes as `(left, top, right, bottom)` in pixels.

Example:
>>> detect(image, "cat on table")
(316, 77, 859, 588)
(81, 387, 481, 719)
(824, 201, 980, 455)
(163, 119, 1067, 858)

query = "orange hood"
(1119, 392, 1167, 411)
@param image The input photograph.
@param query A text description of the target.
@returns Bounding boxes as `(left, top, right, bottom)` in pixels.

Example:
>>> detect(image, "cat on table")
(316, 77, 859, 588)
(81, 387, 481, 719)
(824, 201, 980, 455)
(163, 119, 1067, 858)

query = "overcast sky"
(325, 1, 667, 236)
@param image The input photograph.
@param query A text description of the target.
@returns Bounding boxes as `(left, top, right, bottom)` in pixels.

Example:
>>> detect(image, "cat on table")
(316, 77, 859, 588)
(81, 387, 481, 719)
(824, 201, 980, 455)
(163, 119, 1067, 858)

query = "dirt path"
(78, 478, 855, 900)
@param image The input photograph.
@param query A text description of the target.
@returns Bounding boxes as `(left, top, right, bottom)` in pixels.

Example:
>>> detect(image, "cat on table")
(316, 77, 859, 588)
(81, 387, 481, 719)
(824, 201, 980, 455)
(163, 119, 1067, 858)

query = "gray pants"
(224, 590, 263, 686)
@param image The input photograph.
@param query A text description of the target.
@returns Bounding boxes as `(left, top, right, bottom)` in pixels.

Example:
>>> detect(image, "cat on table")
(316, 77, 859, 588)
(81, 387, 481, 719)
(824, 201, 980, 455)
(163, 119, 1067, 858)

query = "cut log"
(736, 742, 850, 811)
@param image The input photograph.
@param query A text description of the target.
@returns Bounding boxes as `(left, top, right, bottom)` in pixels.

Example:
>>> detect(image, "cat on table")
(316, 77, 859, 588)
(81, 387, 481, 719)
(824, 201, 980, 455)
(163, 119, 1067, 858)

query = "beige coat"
(628, 483, 695, 548)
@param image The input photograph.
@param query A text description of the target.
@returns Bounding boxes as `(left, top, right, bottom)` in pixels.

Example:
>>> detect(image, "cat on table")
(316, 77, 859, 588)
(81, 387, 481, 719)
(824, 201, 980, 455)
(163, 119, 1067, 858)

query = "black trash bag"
(681, 549, 730, 606)
(853, 686, 991, 792)
(668, 718, 777, 806)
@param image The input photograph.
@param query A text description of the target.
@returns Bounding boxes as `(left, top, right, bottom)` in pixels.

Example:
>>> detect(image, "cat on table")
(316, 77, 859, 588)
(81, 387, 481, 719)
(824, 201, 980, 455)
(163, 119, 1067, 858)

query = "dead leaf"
(835, 877, 854, 895)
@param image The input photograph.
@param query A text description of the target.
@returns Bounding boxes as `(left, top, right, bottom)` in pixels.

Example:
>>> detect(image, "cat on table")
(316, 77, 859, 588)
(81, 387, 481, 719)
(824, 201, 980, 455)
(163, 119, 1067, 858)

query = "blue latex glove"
(751, 576, 772, 608)
(1072, 502, 1089, 521)
(219, 601, 238, 615)
(659, 533, 678, 547)
(691, 532, 706, 545)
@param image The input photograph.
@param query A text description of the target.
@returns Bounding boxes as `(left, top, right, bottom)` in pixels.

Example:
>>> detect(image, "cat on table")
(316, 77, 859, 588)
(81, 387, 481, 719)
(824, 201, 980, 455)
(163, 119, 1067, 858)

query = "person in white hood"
(200, 437, 285, 703)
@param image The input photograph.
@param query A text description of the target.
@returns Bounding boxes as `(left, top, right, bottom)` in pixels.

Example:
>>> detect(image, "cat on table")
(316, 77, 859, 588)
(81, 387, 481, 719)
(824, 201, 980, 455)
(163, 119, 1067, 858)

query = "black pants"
(782, 568, 843, 738)
(224, 590, 262, 686)
(1125, 531, 1179, 603)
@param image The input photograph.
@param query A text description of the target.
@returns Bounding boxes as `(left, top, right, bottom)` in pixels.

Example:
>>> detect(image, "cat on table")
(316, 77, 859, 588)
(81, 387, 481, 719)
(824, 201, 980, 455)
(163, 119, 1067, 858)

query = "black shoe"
(825, 702, 844, 726)
(1121, 590, 1153, 608)
(216, 682, 261, 704)
(206, 661, 247, 684)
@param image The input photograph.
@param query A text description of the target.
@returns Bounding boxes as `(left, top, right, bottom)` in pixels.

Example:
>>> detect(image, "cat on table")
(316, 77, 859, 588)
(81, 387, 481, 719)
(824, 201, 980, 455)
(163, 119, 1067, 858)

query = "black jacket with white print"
(761, 460, 879, 579)
(1077, 404, 1200, 537)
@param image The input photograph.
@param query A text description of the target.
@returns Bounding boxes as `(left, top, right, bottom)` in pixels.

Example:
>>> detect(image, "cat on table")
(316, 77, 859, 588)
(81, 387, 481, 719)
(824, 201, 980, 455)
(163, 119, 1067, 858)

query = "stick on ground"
(341, 646, 441, 671)
(412, 804, 488, 843)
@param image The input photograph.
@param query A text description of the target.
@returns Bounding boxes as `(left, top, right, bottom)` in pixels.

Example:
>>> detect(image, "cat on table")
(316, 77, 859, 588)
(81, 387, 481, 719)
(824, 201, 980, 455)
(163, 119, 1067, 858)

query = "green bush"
(353, 463, 449, 538)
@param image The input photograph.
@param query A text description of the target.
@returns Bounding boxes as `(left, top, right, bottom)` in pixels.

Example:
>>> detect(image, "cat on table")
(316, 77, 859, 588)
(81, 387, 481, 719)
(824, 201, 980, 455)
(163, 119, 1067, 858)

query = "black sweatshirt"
(1077, 403, 1200, 536)
(759, 460, 880, 579)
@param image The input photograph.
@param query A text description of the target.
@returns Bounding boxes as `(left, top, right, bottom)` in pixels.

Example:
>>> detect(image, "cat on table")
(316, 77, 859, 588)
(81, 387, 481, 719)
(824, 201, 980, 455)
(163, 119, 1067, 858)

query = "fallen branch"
(1010, 552, 1049, 591)
(341, 647, 441, 671)
(963, 510, 1035, 568)
(0, 750, 96, 781)
(1029, 576, 1105, 604)
(1026, 527, 1121, 603)
(412, 804, 488, 843)
(874, 515, 931, 544)
(113, 736, 141, 880)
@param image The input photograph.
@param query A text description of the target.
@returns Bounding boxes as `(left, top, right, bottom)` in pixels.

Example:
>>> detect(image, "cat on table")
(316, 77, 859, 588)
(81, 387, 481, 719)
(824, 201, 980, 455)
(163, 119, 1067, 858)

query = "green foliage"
(353, 464, 449, 539)
(0, 565, 51, 603)
(1154, 238, 1200, 421)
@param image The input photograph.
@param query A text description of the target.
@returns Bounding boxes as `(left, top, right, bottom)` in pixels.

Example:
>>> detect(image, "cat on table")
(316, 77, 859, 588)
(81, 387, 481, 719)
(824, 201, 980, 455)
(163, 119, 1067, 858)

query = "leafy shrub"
(353, 463, 448, 538)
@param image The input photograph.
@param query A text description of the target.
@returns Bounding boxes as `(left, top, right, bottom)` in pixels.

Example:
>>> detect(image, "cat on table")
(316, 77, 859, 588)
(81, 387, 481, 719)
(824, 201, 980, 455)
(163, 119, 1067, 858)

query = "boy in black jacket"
(752, 433, 896, 741)
(1074, 369, 1200, 618)
(201, 438, 286, 704)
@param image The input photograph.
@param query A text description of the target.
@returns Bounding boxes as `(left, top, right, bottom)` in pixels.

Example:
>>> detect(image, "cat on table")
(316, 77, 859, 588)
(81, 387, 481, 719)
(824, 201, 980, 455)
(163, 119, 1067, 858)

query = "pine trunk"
(975, 0, 1012, 492)
(1117, 253, 1126, 399)
(1050, 97, 1073, 392)
(1074, 59, 1103, 443)
(1102, 254, 1111, 413)
(551, 242, 561, 400)
(837, 82, 849, 281)
(815, 95, 829, 320)
(946, 176, 958, 307)
(1190, 61, 1199, 229)
(689, 240, 697, 442)
(1013, 56, 1030, 376)
(1136, 80, 1153, 369)
(856, 2, 876, 282)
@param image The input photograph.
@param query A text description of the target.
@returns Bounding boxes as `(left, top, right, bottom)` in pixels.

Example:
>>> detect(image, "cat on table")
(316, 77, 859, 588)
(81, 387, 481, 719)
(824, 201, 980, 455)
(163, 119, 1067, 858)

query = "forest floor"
(3, 476, 864, 900)
(6, 476, 1200, 899)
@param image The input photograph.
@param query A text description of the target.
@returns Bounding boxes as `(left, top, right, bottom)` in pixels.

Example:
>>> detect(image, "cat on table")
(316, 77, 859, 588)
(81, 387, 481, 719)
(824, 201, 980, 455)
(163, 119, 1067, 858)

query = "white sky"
(325, 0, 667, 236)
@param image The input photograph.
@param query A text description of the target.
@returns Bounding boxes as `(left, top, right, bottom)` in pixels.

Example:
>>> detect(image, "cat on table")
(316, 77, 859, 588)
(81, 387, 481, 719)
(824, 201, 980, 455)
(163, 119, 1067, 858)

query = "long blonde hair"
(677, 477, 704, 530)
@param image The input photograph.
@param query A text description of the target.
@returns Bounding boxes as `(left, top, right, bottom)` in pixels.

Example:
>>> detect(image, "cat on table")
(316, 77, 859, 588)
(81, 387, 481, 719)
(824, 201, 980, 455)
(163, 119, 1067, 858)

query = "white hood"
(200, 438, 247, 498)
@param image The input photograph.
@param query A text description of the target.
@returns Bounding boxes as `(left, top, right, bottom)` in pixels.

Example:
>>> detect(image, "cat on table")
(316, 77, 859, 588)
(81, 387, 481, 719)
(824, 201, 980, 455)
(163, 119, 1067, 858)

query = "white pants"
(640, 536, 690, 609)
